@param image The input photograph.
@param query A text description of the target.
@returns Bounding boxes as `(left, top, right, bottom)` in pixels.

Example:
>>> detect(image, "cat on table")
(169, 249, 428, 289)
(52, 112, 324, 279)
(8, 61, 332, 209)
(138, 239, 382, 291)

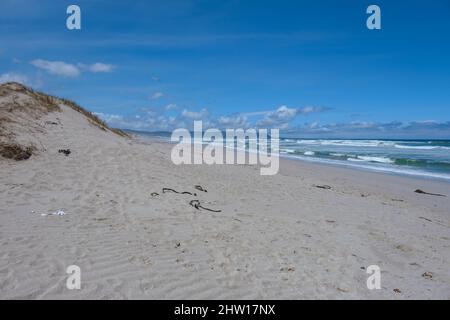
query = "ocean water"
(129, 130, 450, 181)
(279, 138, 450, 181)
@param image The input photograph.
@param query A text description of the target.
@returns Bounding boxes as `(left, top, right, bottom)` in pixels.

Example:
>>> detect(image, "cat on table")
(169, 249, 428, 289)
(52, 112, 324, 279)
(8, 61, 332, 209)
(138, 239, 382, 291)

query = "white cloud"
(256, 105, 329, 128)
(151, 91, 164, 100)
(31, 59, 80, 77)
(165, 103, 177, 110)
(298, 105, 328, 114)
(79, 62, 114, 73)
(114, 107, 239, 130)
(89, 63, 114, 73)
(30, 59, 115, 77)
(0, 72, 29, 85)
(94, 103, 331, 133)
(256, 105, 298, 128)
(181, 108, 208, 120)
(95, 111, 180, 131)
(284, 120, 450, 139)
(217, 114, 249, 128)
(94, 104, 450, 139)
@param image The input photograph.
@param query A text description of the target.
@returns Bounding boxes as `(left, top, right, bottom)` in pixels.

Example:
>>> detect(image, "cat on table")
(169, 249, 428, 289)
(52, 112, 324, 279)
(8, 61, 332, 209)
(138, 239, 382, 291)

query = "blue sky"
(1, 0, 449, 138)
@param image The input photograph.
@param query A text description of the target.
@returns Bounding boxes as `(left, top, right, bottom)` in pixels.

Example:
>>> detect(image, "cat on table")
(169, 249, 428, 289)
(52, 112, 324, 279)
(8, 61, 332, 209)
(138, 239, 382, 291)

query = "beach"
(1, 0, 449, 304)
(1, 90, 449, 299)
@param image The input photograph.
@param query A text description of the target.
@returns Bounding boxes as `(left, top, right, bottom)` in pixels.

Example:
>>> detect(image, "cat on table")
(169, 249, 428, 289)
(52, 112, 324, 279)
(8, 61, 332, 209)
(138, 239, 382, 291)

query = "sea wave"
(394, 144, 450, 150)
(354, 156, 395, 164)
(295, 139, 397, 147)
(280, 153, 450, 181)
(293, 139, 450, 150)
(329, 153, 346, 157)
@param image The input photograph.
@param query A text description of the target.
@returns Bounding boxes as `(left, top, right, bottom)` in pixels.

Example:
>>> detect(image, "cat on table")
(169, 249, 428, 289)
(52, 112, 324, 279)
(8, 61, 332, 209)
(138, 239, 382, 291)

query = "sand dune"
(0, 83, 449, 299)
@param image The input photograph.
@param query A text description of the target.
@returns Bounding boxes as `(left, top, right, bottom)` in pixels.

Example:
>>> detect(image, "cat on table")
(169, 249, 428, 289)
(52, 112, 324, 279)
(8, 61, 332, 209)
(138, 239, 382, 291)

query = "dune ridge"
(0, 82, 127, 161)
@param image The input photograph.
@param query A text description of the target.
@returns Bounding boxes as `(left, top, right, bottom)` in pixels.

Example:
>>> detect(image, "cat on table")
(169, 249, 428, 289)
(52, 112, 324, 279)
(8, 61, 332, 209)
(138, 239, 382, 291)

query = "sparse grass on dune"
(0, 82, 130, 138)
(0, 82, 61, 113)
(58, 97, 129, 138)
(0, 82, 130, 161)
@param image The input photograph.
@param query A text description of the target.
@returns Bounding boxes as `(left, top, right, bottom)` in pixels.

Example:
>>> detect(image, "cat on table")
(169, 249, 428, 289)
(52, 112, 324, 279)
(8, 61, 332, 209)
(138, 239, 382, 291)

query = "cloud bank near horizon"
(94, 106, 450, 139)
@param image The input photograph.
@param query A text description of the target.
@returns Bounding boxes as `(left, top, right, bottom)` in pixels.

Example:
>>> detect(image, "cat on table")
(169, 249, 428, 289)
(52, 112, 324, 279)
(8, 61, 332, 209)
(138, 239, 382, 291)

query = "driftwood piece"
(195, 185, 208, 192)
(58, 149, 71, 156)
(314, 185, 331, 190)
(162, 188, 197, 196)
(414, 189, 446, 197)
(189, 200, 221, 213)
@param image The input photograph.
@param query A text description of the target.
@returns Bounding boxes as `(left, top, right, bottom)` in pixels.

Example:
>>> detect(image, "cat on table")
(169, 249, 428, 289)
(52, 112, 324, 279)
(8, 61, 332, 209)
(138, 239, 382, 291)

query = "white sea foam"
(280, 149, 295, 154)
(330, 153, 345, 157)
(280, 153, 450, 181)
(295, 139, 396, 148)
(304, 151, 315, 156)
(355, 156, 395, 164)
(347, 158, 365, 162)
(296, 139, 317, 145)
(394, 144, 450, 150)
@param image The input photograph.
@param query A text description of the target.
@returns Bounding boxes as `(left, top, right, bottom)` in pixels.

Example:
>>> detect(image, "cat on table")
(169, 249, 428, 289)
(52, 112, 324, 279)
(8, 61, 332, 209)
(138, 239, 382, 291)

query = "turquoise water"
(279, 139, 450, 181)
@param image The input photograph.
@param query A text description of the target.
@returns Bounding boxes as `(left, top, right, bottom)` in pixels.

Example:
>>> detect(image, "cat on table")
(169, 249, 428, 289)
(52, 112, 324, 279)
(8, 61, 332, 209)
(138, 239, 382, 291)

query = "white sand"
(1, 84, 449, 299)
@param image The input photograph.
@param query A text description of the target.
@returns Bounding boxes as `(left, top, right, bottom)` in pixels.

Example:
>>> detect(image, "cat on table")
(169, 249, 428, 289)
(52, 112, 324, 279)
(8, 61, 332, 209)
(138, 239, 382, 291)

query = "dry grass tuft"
(110, 127, 130, 138)
(60, 98, 109, 130)
(0, 142, 34, 161)
(1, 82, 61, 113)
(30, 91, 61, 112)
(58, 98, 129, 138)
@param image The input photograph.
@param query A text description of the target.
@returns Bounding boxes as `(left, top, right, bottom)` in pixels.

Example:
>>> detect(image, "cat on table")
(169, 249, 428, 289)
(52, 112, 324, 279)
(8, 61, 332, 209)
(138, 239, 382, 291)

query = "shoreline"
(135, 133, 450, 184)
(280, 153, 450, 183)
(146, 139, 450, 212)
